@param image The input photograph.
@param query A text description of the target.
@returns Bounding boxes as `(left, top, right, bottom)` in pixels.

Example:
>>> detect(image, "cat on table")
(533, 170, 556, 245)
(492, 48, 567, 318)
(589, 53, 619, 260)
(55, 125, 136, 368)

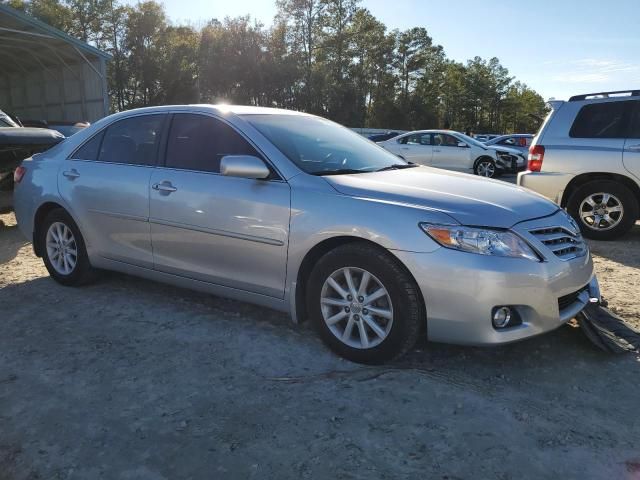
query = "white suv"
(518, 90, 640, 240)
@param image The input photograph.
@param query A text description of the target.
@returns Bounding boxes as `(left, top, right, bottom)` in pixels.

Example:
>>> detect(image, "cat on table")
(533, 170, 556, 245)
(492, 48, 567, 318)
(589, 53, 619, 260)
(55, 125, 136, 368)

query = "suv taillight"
(14, 166, 26, 183)
(528, 145, 545, 172)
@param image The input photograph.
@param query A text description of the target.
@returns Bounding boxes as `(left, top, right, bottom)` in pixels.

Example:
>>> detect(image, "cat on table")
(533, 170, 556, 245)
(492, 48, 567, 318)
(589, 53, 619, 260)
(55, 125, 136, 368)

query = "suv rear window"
(569, 101, 629, 138)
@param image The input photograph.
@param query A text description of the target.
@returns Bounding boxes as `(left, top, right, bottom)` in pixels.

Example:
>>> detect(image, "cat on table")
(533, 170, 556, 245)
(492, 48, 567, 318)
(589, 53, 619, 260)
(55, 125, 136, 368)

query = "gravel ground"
(1, 210, 639, 480)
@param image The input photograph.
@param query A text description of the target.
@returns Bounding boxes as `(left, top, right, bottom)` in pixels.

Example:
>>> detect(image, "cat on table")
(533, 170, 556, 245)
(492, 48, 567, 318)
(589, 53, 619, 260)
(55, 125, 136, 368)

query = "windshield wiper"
(375, 163, 418, 172)
(311, 168, 367, 176)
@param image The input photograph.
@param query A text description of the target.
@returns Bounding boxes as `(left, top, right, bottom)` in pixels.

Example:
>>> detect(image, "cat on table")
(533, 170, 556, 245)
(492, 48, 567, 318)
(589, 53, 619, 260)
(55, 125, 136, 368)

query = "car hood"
(485, 144, 523, 155)
(325, 166, 558, 228)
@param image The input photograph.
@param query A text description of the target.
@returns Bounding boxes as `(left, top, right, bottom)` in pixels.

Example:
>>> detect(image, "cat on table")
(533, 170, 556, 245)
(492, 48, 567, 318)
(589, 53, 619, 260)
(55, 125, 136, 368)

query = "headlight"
(420, 223, 540, 261)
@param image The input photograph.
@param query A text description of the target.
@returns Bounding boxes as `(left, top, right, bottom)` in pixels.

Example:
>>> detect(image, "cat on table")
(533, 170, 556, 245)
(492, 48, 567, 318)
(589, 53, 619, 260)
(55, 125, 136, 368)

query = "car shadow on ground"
(3, 267, 637, 379)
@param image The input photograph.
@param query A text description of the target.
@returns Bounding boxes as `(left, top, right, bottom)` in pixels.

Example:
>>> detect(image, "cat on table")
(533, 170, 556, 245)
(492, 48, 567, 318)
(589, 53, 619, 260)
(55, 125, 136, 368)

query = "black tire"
(474, 157, 497, 178)
(566, 180, 638, 241)
(306, 242, 424, 364)
(40, 208, 95, 286)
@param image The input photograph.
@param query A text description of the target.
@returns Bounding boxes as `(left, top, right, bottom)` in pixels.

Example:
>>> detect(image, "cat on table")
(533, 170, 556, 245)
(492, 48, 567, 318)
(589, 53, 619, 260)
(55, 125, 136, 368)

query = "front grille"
(558, 286, 588, 311)
(529, 226, 586, 260)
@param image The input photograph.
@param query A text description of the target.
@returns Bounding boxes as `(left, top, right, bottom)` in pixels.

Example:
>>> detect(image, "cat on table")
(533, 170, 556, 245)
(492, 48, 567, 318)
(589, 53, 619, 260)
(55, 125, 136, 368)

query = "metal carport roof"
(0, 3, 111, 122)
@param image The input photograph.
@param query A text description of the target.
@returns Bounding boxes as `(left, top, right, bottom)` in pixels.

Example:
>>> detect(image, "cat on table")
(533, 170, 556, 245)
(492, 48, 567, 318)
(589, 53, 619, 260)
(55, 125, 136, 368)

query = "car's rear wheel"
(474, 157, 497, 178)
(40, 208, 95, 285)
(567, 180, 639, 240)
(306, 243, 423, 364)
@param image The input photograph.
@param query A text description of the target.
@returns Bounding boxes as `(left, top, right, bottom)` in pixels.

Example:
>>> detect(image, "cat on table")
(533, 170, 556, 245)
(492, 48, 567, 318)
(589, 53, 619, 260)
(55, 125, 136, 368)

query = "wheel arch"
(561, 172, 640, 212)
(292, 236, 426, 325)
(32, 201, 69, 257)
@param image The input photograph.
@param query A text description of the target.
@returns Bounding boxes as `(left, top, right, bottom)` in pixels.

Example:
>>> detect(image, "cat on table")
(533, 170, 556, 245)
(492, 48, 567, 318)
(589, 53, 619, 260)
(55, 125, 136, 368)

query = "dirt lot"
(1, 209, 639, 480)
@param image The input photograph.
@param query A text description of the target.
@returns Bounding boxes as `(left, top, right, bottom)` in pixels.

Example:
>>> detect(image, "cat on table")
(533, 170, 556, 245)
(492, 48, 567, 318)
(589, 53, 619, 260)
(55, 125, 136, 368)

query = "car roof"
(111, 104, 309, 119)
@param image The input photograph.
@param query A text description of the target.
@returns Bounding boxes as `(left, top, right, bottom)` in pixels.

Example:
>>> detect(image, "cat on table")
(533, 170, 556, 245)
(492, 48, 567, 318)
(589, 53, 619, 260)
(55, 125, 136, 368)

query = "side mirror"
(220, 155, 270, 180)
(457, 141, 468, 148)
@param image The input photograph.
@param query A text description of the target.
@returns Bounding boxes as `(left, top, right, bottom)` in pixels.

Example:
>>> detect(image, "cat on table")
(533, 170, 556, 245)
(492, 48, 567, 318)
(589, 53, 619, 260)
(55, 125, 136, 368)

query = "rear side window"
(629, 103, 640, 138)
(400, 133, 431, 145)
(165, 114, 260, 173)
(569, 101, 629, 138)
(98, 115, 165, 165)
(73, 130, 105, 160)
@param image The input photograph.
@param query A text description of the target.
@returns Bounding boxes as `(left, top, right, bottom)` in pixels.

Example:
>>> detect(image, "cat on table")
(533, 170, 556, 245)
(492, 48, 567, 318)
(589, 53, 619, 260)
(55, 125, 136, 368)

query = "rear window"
(569, 101, 630, 138)
(630, 103, 640, 138)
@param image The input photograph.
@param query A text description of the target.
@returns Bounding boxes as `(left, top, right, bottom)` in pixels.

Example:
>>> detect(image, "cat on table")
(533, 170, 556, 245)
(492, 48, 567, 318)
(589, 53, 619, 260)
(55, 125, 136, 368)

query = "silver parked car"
(378, 129, 526, 178)
(519, 90, 640, 240)
(13, 105, 599, 364)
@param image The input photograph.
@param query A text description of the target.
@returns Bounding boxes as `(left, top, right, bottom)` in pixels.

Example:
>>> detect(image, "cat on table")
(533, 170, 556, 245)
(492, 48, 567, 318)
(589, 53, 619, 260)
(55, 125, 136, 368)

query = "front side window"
(433, 133, 459, 147)
(98, 115, 165, 165)
(244, 114, 410, 175)
(569, 101, 630, 138)
(165, 114, 259, 173)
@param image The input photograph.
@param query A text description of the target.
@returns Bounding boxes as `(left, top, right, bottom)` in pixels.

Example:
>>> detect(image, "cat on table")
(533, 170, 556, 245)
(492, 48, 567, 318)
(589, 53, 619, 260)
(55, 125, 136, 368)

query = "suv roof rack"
(569, 90, 640, 101)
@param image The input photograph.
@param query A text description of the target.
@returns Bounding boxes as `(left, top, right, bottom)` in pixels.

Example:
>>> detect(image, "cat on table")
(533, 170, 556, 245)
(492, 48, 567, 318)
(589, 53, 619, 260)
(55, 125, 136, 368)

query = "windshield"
(244, 114, 409, 174)
(453, 132, 487, 149)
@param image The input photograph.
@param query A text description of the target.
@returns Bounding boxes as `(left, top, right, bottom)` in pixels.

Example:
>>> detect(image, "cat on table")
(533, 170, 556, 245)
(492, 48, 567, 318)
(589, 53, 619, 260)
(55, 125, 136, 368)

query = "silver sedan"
(13, 105, 599, 364)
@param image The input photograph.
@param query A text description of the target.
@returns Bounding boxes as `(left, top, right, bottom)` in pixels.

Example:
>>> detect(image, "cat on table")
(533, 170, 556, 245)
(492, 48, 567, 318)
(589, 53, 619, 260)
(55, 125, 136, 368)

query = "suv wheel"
(306, 243, 423, 364)
(474, 157, 497, 178)
(567, 180, 639, 240)
(40, 208, 95, 285)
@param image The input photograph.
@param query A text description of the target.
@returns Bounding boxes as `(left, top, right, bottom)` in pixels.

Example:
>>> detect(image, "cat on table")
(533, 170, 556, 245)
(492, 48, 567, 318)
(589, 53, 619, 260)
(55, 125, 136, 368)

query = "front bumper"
(496, 153, 526, 173)
(392, 211, 597, 346)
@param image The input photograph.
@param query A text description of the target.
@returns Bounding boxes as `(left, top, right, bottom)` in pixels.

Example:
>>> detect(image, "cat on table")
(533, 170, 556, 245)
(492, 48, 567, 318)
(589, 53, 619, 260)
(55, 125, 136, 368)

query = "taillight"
(14, 166, 26, 183)
(528, 145, 545, 172)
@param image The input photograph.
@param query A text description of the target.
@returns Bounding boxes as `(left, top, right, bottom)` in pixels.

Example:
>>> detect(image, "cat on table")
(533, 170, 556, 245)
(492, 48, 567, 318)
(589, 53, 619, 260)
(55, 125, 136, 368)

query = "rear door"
(59, 114, 166, 268)
(394, 133, 433, 165)
(431, 133, 471, 171)
(149, 113, 290, 298)
(623, 101, 640, 181)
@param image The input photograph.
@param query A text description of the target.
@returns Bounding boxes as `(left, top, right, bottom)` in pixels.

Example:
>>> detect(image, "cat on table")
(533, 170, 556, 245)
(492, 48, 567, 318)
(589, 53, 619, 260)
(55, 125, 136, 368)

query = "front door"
(58, 114, 166, 268)
(431, 133, 471, 171)
(149, 113, 291, 298)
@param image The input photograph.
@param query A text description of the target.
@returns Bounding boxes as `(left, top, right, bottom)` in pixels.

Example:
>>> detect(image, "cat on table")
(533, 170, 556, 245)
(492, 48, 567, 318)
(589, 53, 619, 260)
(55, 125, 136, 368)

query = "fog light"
(492, 307, 512, 328)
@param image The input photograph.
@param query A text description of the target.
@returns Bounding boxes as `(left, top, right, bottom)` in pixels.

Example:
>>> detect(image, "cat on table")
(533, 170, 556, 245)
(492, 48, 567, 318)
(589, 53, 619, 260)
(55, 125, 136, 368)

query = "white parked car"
(378, 130, 525, 178)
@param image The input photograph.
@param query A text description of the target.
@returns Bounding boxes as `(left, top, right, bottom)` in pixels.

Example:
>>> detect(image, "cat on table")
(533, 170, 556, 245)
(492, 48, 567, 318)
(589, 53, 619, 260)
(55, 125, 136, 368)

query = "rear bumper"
(392, 246, 597, 346)
(517, 171, 574, 204)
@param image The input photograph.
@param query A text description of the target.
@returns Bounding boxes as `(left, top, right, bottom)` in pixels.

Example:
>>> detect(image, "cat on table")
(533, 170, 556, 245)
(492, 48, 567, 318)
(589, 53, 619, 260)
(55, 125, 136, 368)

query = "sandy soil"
(1, 211, 639, 480)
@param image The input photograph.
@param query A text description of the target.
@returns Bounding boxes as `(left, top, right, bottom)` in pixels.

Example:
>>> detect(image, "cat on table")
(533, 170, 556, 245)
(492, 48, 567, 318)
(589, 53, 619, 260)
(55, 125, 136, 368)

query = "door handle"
(626, 144, 640, 151)
(62, 169, 80, 179)
(152, 182, 177, 193)
(401, 147, 409, 150)
(433, 149, 441, 153)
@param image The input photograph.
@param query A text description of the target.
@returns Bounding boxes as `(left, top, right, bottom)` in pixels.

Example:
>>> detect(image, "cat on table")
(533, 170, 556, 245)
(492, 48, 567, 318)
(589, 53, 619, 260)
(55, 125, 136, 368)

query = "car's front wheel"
(566, 180, 638, 240)
(306, 243, 423, 364)
(40, 208, 95, 285)
(474, 157, 497, 178)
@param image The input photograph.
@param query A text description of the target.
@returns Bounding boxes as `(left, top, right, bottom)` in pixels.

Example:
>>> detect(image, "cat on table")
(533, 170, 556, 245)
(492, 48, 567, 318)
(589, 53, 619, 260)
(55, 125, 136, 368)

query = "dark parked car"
(0, 110, 64, 191)
(368, 131, 402, 142)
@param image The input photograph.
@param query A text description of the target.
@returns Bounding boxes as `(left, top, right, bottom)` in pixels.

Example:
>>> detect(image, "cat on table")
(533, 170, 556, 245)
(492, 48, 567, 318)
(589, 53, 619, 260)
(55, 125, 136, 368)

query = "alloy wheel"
(476, 161, 495, 177)
(45, 221, 78, 275)
(579, 192, 624, 231)
(320, 267, 394, 349)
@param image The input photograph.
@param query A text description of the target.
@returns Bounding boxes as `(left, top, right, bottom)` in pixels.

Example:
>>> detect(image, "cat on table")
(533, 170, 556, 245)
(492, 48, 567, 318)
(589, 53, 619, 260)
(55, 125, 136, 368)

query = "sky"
(144, 0, 640, 101)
